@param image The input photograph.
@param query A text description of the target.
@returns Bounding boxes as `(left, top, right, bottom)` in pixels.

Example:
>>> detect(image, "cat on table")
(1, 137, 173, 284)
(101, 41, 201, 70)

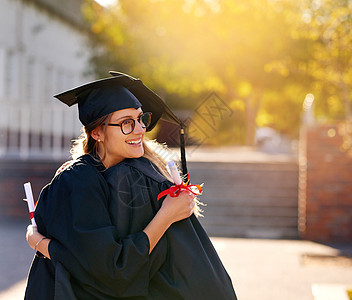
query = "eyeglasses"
(104, 112, 152, 135)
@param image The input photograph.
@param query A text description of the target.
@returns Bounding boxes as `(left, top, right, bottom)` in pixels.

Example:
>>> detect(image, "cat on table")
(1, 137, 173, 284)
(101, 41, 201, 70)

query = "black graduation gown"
(25, 155, 236, 300)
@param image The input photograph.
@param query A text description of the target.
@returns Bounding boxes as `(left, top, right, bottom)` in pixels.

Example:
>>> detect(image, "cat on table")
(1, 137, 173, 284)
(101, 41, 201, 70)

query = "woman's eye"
(122, 119, 133, 125)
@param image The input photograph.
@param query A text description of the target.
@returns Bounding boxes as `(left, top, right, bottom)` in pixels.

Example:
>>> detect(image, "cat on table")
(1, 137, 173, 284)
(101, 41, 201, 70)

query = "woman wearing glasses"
(25, 73, 236, 300)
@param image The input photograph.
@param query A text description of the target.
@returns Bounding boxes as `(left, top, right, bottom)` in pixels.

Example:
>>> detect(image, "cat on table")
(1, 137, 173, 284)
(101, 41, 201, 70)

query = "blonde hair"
(142, 139, 175, 182)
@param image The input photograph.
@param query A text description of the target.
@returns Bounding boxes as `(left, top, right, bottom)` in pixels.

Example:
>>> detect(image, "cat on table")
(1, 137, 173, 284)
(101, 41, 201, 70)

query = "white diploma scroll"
(167, 161, 183, 185)
(24, 182, 37, 226)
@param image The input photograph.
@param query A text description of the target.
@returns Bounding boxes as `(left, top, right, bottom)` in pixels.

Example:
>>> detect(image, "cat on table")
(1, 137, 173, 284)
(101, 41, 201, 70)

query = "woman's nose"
(133, 120, 145, 134)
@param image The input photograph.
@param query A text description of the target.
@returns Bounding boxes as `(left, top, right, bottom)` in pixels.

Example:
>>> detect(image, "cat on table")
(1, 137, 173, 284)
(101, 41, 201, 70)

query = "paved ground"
(0, 219, 351, 300)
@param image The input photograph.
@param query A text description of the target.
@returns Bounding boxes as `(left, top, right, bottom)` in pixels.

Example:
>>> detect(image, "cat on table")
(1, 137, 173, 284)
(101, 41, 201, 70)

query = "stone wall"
(0, 152, 299, 240)
(0, 159, 63, 221)
(191, 160, 298, 239)
(299, 123, 352, 242)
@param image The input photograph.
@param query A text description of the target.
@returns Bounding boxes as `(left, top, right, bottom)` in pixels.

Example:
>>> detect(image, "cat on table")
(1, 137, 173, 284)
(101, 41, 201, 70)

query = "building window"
(56, 69, 65, 93)
(26, 57, 35, 102)
(44, 64, 54, 102)
(5, 50, 16, 100)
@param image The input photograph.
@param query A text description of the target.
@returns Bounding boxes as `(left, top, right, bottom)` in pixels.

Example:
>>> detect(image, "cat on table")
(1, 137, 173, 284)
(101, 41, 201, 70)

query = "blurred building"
(0, 0, 92, 160)
(0, 0, 94, 220)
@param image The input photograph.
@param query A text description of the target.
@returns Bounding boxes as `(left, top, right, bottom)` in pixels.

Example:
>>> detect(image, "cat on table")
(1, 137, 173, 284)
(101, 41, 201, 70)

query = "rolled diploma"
(24, 182, 37, 226)
(167, 161, 183, 186)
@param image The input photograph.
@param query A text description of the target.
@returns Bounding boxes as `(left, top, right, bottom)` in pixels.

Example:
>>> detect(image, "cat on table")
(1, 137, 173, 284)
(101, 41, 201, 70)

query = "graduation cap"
(54, 71, 188, 177)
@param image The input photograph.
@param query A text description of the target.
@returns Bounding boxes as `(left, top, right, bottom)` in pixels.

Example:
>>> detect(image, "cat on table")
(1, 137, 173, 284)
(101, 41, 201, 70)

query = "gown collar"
(121, 157, 168, 183)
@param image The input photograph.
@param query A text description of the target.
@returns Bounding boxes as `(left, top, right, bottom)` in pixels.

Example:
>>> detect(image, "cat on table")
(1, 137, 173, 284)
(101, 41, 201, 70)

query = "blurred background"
(0, 0, 351, 299)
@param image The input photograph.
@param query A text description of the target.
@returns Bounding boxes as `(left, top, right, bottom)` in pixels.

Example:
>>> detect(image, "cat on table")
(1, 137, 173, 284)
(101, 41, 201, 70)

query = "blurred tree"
(279, 0, 352, 153)
(285, 0, 352, 122)
(82, 0, 351, 146)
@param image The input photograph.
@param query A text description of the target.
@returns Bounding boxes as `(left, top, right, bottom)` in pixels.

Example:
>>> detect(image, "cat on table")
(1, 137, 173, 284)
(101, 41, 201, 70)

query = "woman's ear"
(91, 127, 103, 142)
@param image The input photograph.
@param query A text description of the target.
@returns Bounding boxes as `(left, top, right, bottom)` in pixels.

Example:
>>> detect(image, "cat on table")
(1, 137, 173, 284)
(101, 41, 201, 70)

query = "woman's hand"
(26, 225, 42, 250)
(160, 191, 195, 224)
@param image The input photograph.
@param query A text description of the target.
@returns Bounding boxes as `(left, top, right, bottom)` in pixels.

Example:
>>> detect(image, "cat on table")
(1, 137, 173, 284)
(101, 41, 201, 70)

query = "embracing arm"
(26, 190, 195, 256)
(143, 191, 195, 253)
(26, 225, 51, 259)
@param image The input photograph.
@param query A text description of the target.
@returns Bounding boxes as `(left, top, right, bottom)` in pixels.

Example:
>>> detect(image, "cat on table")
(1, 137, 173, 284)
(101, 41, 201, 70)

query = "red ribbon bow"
(157, 175, 203, 201)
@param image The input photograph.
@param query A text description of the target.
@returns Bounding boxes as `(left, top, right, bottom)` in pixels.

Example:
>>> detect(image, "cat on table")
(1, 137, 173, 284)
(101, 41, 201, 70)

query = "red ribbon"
(157, 180, 203, 201)
(30, 211, 34, 219)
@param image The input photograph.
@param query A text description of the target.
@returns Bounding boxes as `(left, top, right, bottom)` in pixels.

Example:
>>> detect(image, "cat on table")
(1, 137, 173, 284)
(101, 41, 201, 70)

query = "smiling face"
(93, 107, 146, 168)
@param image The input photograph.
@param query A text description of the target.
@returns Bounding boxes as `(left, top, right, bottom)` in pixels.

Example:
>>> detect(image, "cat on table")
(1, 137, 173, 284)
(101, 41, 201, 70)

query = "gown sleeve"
(34, 161, 152, 299)
(104, 161, 168, 279)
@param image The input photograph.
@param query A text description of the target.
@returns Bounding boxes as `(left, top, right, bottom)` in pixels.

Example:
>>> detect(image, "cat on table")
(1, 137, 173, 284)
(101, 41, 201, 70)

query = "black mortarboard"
(54, 71, 188, 176)
(55, 73, 178, 130)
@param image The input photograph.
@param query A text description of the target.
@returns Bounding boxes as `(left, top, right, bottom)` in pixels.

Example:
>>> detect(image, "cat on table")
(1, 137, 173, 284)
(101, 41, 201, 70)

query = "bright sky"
(95, 0, 117, 7)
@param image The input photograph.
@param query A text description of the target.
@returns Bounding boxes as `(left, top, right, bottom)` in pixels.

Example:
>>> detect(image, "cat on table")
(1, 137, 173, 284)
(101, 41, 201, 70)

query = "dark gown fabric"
(25, 155, 237, 300)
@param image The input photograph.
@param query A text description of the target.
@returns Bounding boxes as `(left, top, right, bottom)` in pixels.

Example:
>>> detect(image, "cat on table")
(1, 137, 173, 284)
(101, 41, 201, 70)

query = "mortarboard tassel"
(180, 122, 188, 179)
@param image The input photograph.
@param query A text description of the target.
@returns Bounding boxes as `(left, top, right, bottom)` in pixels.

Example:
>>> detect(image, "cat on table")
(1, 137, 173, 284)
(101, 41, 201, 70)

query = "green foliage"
(82, 0, 352, 146)
(287, 0, 352, 120)
(347, 286, 352, 300)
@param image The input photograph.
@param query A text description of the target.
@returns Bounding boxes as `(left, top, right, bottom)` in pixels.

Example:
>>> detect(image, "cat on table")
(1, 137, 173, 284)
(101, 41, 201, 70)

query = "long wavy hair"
(70, 113, 173, 181)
